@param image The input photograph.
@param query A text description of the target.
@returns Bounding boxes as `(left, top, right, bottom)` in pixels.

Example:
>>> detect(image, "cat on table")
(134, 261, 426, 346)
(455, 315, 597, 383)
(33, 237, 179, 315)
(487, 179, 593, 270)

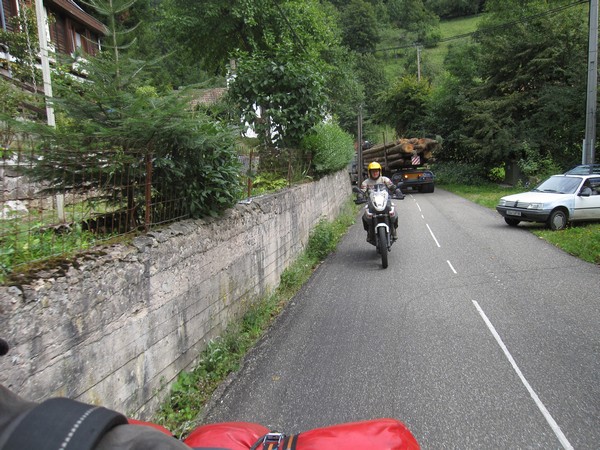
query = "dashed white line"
(447, 260, 457, 274)
(426, 224, 441, 247)
(472, 301, 574, 450)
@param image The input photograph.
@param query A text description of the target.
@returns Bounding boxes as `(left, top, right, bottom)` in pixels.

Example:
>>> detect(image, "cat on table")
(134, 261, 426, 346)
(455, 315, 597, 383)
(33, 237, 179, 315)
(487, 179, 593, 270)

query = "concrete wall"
(0, 170, 351, 419)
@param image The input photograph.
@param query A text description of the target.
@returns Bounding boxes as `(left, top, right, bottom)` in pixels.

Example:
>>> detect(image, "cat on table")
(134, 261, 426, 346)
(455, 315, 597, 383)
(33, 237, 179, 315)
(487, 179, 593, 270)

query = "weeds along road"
(201, 188, 600, 450)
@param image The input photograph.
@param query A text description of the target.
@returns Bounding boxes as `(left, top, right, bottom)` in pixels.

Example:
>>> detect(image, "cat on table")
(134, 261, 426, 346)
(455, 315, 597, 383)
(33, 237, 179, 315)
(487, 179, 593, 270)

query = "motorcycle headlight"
(373, 198, 386, 211)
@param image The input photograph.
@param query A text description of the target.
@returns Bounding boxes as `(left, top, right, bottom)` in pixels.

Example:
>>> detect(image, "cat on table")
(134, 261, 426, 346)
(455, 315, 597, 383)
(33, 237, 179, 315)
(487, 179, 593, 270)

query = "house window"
(1, 0, 17, 33)
(74, 30, 82, 50)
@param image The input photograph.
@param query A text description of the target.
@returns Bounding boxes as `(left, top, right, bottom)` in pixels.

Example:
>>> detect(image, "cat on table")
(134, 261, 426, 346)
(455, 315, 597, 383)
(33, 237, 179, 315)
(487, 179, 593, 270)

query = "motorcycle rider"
(359, 162, 402, 242)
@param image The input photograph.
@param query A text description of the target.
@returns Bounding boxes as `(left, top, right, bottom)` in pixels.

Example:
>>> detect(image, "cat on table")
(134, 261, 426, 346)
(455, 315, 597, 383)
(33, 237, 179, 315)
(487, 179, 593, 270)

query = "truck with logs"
(350, 137, 440, 193)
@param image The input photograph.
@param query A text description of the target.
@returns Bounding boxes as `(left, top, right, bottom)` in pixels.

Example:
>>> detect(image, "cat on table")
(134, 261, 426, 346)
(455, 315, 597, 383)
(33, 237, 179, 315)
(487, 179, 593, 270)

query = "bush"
(301, 122, 355, 175)
(516, 142, 562, 186)
(430, 161, 489, 185)
(251, 173, 289, 196)
(306, 220, 338, 261)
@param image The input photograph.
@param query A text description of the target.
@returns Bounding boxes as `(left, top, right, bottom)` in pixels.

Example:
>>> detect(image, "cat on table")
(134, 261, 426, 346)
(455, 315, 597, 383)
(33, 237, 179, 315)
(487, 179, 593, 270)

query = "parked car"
(564, 164, 600, 175)
(496, 174, 600, 230)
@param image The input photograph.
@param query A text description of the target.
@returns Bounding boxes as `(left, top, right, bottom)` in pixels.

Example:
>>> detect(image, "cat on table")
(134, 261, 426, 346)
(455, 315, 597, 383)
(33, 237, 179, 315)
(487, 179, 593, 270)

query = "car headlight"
(498, 199, 507, 206)
(527, 203, 543, 210)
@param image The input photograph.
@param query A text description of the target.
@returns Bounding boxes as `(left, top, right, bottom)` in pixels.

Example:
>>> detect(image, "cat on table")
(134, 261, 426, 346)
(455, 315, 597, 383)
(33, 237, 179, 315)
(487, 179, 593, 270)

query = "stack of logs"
(361, 137, 440, 171)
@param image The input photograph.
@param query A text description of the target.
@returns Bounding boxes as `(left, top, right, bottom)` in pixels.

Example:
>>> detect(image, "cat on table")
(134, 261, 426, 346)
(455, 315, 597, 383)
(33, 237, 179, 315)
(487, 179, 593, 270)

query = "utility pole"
(34, 0, 64, 222)
(34, 0, 55, 127)
(584, 0, 598, 165)
(416, 45, 422, 81)
(357, 105, 364, 188)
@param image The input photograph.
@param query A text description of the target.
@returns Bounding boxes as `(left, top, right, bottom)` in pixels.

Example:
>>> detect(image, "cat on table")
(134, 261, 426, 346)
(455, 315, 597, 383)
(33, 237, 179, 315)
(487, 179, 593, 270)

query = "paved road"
(202, 189, 600, 449)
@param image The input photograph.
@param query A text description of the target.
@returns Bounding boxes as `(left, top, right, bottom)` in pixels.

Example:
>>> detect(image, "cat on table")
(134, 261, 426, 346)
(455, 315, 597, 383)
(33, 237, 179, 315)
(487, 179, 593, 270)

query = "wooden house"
(1, 0, 106, 79)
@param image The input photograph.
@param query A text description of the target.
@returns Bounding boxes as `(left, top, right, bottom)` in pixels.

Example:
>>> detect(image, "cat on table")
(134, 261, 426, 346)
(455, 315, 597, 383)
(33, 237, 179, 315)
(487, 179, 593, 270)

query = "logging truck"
(350, 137, 439, 193)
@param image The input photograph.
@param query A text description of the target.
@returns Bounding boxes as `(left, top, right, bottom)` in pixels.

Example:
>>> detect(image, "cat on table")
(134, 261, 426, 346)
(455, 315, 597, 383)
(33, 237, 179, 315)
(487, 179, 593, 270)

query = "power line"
(272, 1, 307, 54)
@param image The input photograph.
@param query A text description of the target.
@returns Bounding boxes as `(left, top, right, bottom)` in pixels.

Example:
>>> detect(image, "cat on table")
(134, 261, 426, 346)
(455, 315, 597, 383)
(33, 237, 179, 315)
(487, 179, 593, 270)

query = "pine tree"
(23, 0, 242, 227)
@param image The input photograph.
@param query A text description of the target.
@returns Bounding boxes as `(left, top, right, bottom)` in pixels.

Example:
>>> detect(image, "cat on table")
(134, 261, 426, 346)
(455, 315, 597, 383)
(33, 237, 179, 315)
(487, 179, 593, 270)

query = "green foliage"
(0, 219, 100, 284)
(20, 1, 242, 221)
(488, 165, 505, 183)
(534, 224, 600, 265)
(0, 6, 40, 84)
(156, 327, 258, 438)
(415, 2, 589, 173)
(151, 118, 244, 218)
(164, 0, 340, 75)
(301, 122, 354, 174)
(515, 142, 561, 186)
(228, 49, 327, 148)
(340, 0, 381, 53)
(387, 0, 439, 32)
(305, 211, 354, 261)
(0, 79, 42, 154)
(306, 220, 338, 261)
(430, 161, 489, 185)
(425, 0, 485, 19)
(251, 173, 289, 196)
(321, 48, 365, 135)
(354, 53, 387, 127)
(461, 0, 588, 167)
(375, 74, 431, 137)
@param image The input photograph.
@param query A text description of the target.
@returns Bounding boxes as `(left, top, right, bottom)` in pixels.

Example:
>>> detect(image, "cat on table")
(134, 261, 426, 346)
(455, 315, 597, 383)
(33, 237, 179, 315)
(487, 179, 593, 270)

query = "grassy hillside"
(376, 14, 484, 81)
(426, 14, 483, 76)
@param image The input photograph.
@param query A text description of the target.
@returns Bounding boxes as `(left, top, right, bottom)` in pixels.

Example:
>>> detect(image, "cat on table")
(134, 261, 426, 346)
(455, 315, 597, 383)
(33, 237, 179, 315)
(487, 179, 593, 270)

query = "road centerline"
(426, 223, 441, 247)
(472, 300, 574, 450)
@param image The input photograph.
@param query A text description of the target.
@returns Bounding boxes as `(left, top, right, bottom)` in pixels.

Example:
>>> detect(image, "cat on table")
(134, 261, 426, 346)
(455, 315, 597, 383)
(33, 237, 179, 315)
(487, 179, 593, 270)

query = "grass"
(377, 14, 484, 81)
(425, 15, 483, 75)
(441, 183, 600, 265)
(153, 200, 357, 438)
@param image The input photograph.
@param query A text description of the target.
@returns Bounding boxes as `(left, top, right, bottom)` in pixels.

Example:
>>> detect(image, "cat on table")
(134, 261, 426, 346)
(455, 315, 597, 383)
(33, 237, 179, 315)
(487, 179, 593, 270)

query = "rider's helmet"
(368, 162, 382, 180)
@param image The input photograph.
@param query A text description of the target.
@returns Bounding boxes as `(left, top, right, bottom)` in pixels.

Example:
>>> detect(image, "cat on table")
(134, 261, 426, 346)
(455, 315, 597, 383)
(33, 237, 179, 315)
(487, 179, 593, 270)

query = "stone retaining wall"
(0, 170, 351, 419)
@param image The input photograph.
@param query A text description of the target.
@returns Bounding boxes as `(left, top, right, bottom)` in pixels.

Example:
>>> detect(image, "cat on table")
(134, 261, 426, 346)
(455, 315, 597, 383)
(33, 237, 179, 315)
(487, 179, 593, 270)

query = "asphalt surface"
(201, 188, 600, 449)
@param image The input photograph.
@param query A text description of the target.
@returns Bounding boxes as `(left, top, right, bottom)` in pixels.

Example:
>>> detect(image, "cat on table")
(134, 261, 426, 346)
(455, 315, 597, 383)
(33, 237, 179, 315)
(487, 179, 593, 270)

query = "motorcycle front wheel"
(377, 227, 388, 269)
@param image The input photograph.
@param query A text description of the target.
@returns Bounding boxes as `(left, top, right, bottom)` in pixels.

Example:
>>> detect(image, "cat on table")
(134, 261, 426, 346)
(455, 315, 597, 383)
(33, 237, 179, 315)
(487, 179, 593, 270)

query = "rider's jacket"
(360, 176, 394, 192)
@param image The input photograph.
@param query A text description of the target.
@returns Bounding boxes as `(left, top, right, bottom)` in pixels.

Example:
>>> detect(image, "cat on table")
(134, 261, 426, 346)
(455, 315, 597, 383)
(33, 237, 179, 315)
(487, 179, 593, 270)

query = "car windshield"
(532, 176, 581, 194)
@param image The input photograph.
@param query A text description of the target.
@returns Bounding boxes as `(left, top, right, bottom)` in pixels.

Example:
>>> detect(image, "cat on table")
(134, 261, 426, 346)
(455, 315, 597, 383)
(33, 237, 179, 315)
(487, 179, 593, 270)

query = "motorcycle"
(353, 184, 404, 269)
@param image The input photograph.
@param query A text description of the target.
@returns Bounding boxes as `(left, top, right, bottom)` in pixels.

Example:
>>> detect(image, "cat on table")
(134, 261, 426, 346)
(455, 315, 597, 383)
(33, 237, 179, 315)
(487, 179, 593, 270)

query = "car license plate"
(506, 210, 521, 217)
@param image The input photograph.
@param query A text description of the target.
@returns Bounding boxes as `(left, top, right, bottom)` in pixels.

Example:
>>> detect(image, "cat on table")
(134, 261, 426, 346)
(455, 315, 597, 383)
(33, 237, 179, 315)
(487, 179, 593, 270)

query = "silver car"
(496, 174, 600, 230)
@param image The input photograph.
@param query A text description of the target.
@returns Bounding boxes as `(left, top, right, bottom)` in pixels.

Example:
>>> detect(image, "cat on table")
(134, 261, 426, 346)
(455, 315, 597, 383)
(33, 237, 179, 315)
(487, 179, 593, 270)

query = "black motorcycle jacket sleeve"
(0, 384, 190, 450)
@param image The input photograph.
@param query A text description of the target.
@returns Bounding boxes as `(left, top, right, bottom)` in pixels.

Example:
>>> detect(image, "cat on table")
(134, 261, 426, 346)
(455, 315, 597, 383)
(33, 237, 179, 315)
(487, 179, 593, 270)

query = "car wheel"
(547, 209, 568, 231)
(504, 217, 520, 227)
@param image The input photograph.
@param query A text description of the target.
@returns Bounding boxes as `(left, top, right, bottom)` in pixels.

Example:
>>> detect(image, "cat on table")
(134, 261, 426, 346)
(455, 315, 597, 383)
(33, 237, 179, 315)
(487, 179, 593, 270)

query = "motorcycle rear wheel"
(377, 227, 388, 268)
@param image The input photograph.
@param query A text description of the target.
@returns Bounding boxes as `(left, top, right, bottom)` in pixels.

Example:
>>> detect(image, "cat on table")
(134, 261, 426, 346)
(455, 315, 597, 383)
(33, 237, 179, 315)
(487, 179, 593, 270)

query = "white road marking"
(426, 224, 441, 247)
(413, 201, 424, 219)
(472, 301, 574, 450)
(447, 260, 457, 274)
